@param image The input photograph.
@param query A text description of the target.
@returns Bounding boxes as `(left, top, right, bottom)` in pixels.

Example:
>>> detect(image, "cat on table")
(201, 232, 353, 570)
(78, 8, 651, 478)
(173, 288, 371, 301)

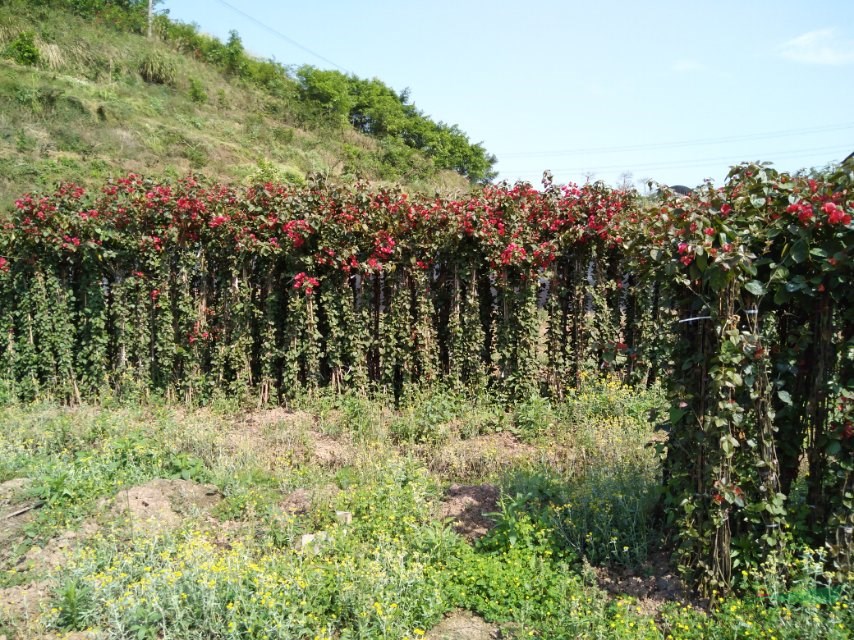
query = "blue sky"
(161, 0, 854, 189)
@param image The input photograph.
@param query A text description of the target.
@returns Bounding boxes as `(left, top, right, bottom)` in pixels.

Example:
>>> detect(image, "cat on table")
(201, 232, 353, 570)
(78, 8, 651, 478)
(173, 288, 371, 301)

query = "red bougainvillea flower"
(823, 202, 852, 225)
(373, 230, 396, 260)
(293, 272, 320, 296)
(0, 256, 8, 272)
(500, 243, 528, 266)
(787, 202, 815, 225)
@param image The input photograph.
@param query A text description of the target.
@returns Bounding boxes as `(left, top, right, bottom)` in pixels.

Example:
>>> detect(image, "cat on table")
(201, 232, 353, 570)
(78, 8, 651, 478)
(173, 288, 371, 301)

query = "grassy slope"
(0, 6, 468, 209)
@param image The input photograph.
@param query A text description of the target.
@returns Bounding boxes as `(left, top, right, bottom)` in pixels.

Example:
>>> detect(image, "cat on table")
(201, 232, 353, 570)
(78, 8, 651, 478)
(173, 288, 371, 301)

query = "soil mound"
(112, 479, 221, 533)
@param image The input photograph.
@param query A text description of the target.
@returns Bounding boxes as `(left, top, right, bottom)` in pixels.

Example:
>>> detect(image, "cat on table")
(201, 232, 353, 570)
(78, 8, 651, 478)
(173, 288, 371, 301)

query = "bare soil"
(0, 579, 50, 634)
(425, 610, 499, 640)
(594, 552, 689, 615)
(111, 478, 222, 534)
(280, 487, 314, 515)
(0, 478, 32, 507)
(438, 483, 499, 540)
(0, 479, 38, 570)
(310, 431, 353, 468)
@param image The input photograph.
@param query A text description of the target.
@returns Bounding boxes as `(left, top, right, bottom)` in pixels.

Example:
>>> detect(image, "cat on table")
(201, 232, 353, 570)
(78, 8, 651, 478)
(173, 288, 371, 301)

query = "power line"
(497, 123, 854, 158)
(503, 144, 852, 178)
(210, 0, 350, 73)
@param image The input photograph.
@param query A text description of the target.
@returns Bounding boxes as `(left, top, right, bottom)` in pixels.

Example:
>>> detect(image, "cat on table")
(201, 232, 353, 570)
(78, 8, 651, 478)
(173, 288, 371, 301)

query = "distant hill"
(0, 0, 497, 206)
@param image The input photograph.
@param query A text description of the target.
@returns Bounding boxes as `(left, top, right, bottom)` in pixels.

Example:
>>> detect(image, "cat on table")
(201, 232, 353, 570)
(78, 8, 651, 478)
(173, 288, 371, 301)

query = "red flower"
(704, 227, 715, 236)
(373, 230, 396, 259)
(677, 242, 689, 255)
(680, 255, 694, 266)
(499, 243, 527, 265)
(720, 204, 732, 216)
(823, 202, 851, 225)
(787, 202, 814, 224)
(0, 257, 8, 273)
(293, 272, 320, 296)
(150, 289, 160, 301)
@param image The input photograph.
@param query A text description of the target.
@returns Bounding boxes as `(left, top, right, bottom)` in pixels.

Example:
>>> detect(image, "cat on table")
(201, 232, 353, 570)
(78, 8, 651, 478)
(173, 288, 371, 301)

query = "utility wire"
(503, 144, 852, 178)
(210, 0, 350, 73)
(498, 123, 854, 158)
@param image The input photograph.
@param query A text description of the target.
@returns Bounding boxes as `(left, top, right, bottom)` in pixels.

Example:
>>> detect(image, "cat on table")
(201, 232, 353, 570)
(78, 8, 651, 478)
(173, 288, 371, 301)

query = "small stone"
(299, 531, 328, 554)
(335, 510, 352, 525)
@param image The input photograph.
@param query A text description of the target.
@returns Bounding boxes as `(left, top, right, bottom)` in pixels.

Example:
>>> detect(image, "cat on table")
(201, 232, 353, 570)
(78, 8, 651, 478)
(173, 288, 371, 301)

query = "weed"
(188, 77, 207, 104)
(54, 578, 94, 631)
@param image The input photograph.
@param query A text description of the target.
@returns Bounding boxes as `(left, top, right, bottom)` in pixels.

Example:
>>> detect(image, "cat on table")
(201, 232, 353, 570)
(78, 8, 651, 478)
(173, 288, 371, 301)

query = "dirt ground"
(594, 552, 689, 615)
(438, 483, 499, 540)
(1, 477, 222, 636)
(425, 610, 499, 640)
(111, 478, 222, 534)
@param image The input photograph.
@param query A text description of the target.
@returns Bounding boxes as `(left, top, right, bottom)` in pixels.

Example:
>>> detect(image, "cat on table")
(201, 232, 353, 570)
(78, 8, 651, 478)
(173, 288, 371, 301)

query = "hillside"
(0, 0, 495, 207)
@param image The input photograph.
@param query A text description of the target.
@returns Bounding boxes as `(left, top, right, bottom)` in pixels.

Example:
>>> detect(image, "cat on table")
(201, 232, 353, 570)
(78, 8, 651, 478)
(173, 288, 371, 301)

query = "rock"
(298, 531, 328, 554)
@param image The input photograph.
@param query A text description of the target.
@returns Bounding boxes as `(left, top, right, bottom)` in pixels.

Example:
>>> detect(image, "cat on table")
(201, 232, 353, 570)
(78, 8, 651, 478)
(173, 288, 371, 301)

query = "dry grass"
(35, 40, 64, 70)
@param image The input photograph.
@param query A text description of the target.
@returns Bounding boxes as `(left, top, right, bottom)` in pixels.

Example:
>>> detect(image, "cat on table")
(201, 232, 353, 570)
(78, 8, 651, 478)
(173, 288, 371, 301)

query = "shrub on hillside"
(138, 51, 176, 86)
(5, 31, 41, 66)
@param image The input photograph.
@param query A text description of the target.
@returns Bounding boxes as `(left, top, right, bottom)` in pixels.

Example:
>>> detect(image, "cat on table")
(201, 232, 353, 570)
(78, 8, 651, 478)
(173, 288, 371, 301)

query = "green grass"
(0, 383, 850, 638)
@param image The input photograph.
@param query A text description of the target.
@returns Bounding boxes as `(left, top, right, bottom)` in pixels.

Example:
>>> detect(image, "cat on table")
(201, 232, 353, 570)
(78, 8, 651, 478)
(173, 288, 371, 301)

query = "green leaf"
(720, 434, 739, 457)
(777, 390, 793, 405)
(791, 240, 808, 264)
(669, 406, 688, 424)
(744, 280, 766, 296)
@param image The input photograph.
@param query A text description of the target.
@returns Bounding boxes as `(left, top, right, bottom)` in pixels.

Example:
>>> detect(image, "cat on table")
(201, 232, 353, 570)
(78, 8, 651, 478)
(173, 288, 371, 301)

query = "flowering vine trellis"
(0, 162, 851, 592)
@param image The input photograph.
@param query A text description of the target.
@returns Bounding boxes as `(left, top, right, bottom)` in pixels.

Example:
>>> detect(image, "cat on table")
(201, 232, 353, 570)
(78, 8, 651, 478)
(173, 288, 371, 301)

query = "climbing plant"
(0, 161, 850, 593)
